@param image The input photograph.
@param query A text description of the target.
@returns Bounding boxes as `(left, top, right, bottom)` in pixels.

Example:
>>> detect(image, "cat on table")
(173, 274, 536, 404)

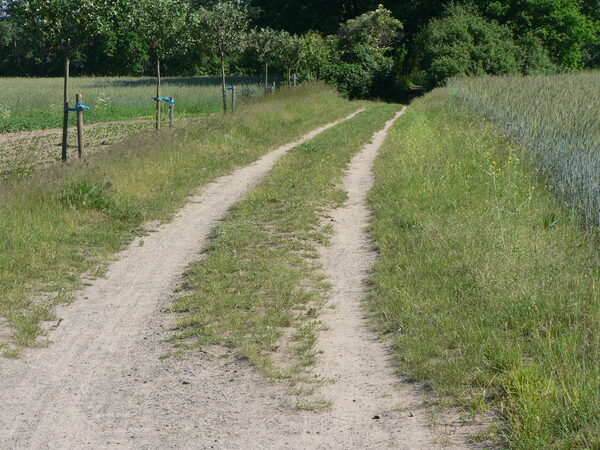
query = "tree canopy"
(0, 0, 597, 97)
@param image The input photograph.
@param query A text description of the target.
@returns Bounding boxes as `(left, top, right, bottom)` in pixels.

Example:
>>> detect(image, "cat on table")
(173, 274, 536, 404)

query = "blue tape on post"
(64, 104, 90, 112)
(152, 96, 175, 105)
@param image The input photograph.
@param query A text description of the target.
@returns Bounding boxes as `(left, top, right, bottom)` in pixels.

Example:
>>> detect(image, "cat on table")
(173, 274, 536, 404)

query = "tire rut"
(0, 109, 363, 449)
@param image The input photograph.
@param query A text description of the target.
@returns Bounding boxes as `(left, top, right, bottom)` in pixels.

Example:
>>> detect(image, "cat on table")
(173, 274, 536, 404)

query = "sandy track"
(0, 107, 478, 449)
(0, 109, 363, 448)
(314, 108, 443, 448)
(314, 109, 482, 449)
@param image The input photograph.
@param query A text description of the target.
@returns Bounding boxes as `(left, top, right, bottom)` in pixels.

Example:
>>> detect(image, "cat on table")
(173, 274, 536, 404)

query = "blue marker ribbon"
(223, 86, 236, 92)
(64, 104, 90, 112)
(152, 96, 175, 105)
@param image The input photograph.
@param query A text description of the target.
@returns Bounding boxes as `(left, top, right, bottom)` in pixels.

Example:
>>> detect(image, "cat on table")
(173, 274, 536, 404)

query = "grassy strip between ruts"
(368, 89, 599, 448)
(0, 83, 359, 357)
(169, 103, 400, 401)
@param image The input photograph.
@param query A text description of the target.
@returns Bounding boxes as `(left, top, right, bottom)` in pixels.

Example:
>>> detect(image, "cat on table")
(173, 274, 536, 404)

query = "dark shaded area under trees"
(0, 0, 598, 100)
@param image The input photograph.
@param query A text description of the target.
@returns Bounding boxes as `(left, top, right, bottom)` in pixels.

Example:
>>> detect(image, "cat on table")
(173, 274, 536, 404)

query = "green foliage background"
(1, 0, 598, 98)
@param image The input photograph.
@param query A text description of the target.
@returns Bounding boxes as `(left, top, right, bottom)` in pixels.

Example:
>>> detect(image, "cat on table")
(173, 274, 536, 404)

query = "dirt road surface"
(0, 108, 476, 449)
(0, 110, 363, 448)
(314, 108, 441, 448)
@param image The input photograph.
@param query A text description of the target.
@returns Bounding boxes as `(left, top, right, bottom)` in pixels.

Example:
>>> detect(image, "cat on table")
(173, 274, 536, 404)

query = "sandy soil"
(0, 110, 363, 448)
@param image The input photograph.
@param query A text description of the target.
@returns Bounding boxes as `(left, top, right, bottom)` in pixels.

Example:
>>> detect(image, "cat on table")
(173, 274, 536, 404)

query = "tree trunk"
(220, 52, 227, 113)
(156, 56, 161, 130)
(76, 93, 84, 158)
(61, 51, 70, 162)
(265, 62, 268, 90)
(288, 67, 291, 85)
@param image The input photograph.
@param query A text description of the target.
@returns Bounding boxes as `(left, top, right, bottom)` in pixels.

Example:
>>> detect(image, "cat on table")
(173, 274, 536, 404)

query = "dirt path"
(313, 109, 482, 449)
(0, 110, 363, 448)
(313, 108, 442, 448)
(0, 107, 476, 449)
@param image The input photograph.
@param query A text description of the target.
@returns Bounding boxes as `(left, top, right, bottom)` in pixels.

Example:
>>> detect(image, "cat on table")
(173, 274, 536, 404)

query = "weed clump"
(60, 180, 142, 222)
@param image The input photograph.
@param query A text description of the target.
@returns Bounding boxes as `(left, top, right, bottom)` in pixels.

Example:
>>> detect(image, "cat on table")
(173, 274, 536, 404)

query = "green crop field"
(448, 72, 600, 229)
(0, 76, 265, 133)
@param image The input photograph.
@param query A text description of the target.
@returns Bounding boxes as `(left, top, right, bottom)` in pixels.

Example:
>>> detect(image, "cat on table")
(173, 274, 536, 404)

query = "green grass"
(368, 89, 599, 448)
(0, 83, 358, 355)
(169, 103, 400, 391)
(448, 72, 600, 228)
(0, 76, 265, 132)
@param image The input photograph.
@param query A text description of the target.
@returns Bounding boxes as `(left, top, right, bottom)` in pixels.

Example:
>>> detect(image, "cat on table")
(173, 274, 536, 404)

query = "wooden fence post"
(76, 93, 84, 158)
(61, 54, 70, 162)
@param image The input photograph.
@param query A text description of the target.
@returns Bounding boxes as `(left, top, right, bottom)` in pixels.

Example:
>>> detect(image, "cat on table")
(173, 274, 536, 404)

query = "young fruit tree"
(195, 1, 250, 113)
(277, 32, 305, 85)
(8, 0, 120, 160)
(137, 0, 191, 130)
(250, 27, 281, 91)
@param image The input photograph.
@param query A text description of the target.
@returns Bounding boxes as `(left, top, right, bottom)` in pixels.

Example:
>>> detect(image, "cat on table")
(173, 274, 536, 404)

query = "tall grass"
(448, 72, 600, 229)
(0, 83, 357, 357)
(368, 89, 599, 448)
(0, 76, 265, 132)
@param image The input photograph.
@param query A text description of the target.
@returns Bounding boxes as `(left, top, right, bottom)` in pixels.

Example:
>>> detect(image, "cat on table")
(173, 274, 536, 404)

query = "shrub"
(416, 4, 521, 86)
(300, 6, 402, 99)
(515, 33, 557, 75)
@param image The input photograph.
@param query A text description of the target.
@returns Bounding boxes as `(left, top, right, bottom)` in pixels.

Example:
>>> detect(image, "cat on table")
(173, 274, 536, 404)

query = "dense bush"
(416, 5, 523, 87)
(299, 5, 402, 99)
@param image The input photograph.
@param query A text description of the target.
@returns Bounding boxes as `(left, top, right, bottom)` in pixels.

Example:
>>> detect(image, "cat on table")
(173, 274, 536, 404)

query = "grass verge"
(368, 88, 599, 448)
(169, 103, 400, 395)
(0, 83, 358, 355)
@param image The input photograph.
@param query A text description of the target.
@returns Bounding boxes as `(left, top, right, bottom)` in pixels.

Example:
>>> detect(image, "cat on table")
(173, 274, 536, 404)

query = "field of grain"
(0, 76, 265, 132)
(448, 72, 600, 228)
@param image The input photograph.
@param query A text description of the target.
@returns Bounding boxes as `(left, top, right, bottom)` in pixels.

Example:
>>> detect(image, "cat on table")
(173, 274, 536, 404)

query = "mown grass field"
(170, 104, 398, 402)
(0, 76, 265, 132)
(368, 87, 599, 448)
(0, 84, 357, 356)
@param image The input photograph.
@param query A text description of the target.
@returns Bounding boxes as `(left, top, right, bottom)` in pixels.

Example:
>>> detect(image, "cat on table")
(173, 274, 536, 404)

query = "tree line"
(0, 0, 598, 99)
